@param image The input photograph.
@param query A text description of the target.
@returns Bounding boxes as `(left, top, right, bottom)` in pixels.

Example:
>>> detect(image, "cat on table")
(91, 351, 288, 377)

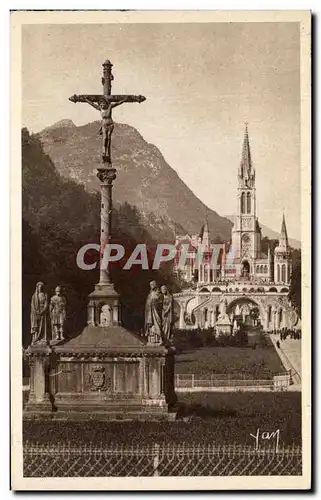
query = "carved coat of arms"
(88, 364, 111, 391)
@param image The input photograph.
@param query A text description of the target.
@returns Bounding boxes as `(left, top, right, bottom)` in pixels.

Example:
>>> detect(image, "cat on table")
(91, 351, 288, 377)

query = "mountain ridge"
(38, 120, 233, 243)
(37, 119, 300, 249)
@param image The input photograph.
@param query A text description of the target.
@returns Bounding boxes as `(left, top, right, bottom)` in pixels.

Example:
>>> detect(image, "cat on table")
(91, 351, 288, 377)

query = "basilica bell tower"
(231, 124, 262, 277)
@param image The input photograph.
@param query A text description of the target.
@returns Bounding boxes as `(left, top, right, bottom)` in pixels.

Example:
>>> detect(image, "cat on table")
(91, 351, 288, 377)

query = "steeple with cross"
(231, 123, 261, 274)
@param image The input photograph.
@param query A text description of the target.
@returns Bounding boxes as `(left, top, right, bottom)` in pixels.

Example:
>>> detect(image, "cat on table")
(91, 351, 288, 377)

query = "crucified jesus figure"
(69, 60, 146, 164)
(84, 97, 129, 163)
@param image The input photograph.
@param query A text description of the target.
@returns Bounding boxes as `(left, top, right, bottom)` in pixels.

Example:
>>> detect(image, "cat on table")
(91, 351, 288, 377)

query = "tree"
(289, 251, 301, 318)
(260, 236, 278, 255)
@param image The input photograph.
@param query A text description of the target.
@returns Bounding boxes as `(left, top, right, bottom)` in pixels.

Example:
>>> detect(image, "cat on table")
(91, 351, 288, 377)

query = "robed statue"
(161, 285, 174, 342)
(216, 295, 231, 326)
(219, 296, 228, 316)
(30, 282, 49, 344)
(50, 286, 67, 342)
(145, 280, 163, 344)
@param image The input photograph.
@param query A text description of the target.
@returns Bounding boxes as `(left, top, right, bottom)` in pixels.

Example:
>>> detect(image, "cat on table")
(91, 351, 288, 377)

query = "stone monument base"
(24, 396, 53, 416)
(24, 325, 176, 421)
(42, 398, 170, 421)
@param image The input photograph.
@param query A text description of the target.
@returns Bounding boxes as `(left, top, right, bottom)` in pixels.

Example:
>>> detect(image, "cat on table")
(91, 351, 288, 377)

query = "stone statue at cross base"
(161, 284, 174, 344)
(30, 282, 49, 344)
(145, 280, 163, 344)
(49, 286, 66, 343)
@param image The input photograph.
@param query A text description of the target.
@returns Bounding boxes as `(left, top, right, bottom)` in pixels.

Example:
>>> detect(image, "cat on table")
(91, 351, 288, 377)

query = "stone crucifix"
(69, 60, 146, 287)
(69, 59, 146, 164)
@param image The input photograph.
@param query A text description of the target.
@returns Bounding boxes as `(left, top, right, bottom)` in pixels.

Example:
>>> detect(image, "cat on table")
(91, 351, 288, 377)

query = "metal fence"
(175, 373, 275, 390)
(24, 442, 302, 477)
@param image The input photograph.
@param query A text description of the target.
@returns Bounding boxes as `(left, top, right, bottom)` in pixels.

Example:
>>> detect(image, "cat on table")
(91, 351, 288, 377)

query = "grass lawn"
(175, 343, 284, 379)
(24, 392, 301, 447)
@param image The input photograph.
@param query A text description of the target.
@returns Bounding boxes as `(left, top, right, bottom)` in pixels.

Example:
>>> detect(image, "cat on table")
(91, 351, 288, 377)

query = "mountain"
(38, 120, 232, 243)
(225, 215, 301, 249)
(43, 119, 76, 130)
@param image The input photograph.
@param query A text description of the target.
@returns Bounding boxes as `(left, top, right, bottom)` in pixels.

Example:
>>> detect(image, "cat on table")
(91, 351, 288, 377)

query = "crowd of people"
(271, 327, 302, 341)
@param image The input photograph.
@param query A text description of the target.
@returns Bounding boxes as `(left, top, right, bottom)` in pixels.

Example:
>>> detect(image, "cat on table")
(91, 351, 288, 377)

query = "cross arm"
(69, 94, 146, 104)
(110, 94, 146, 104)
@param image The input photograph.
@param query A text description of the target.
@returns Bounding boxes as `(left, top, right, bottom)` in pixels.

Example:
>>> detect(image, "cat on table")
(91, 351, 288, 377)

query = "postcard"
(11, 10, 311, 491)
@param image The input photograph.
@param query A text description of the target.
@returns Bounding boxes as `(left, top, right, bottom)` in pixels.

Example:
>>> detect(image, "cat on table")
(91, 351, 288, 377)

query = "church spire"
(279, 213, 289, 248)
(241, 123, 252, 171)
(204, 206, 209, 232)
(274, 213, 291, 284)
(239, 123, 255, 186)
(202, 208, 210, 247)
(198, 208, 210, 247)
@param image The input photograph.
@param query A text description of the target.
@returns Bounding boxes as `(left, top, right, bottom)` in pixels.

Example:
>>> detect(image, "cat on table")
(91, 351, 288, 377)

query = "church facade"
(173, 126, 299, 333)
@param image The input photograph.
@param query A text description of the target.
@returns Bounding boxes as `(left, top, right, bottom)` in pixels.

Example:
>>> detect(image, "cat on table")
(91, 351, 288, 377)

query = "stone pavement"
(269, 334, 301, 387)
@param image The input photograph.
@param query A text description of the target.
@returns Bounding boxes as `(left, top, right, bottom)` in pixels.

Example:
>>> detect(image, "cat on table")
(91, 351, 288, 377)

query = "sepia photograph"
(10, 10, 311, 490)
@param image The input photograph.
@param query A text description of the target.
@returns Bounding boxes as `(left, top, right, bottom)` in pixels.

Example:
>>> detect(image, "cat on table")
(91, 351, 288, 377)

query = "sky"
(22, 22, 301, 240)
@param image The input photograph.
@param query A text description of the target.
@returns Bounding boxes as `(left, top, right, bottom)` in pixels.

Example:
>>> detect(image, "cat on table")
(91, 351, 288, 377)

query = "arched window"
(281, 264, 286, 282)
(269, 287, 277, 292)
(277, 264, 280, 283)
(256, 265, 260, 273)
(247, 192, 251, 213)
(241, 192, 245, 214)
(264, 265, 268, 274)
(280, 287, 289, 293)
(260, 265, 263, 273)
(279, 308, 283, 325)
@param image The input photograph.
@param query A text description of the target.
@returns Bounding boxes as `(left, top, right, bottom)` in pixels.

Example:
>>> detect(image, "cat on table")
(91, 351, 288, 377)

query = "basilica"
(173, 126, 299, 333)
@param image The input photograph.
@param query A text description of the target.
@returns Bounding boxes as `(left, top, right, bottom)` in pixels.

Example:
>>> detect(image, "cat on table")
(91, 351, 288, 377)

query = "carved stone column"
(139, 356, 146, 397)
(179, 302, 185, 329)
(25, 345, 52, 414)
(87, 300, 95, 325)
(148, 357, 161, 399)
(164, 348, 177, 407)
(97, 167, 116, 286)
(88, 167, 121, 326)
